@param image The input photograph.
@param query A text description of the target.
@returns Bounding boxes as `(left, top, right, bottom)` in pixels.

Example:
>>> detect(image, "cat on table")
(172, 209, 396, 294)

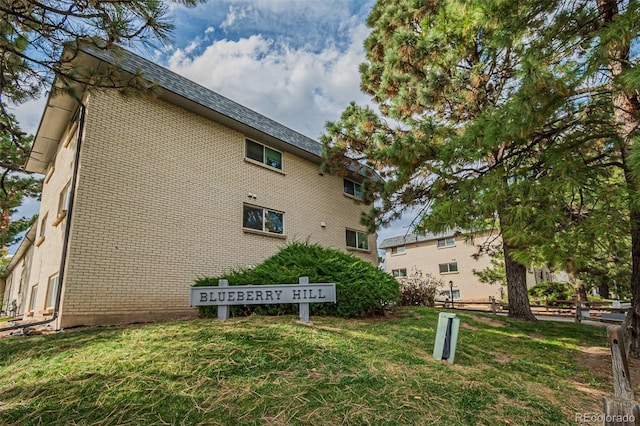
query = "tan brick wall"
(58, 91, 376, 327)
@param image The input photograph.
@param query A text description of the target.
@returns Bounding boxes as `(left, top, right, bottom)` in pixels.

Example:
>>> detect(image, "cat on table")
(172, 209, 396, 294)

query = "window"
(391, 246, 405, 255)
(440, 289, 461, 299)
(58, 181, 70, 215)
(343, 178, 363, 199)
(45, 274, 59, 309)
(346, 229, 369, 250)
(245, 139, 282, 170)
(29, 285, 38, 312)
(392, 268, 407, 277)
(437, 237, 455, 248)
(243, 204, 284, 234)
(54, 182, 71, 226)
(40, 213, 47, 238)
(439, 262, 458, 273)
(36, 213, 48, 246)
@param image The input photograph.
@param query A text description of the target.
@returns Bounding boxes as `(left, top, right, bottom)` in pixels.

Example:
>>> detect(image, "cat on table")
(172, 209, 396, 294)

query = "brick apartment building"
(2, 46, 376, 328)
(380, 231, 564, 300)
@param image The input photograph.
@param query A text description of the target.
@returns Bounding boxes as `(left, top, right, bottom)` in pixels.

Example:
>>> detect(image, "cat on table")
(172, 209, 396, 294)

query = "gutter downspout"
(0, 103, 86, 333)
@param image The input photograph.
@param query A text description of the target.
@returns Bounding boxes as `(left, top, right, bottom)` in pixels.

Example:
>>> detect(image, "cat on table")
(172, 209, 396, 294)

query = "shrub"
(398, 269, 444, 307)
(528, 281, 575, 301)
(193, 242, 400, 318)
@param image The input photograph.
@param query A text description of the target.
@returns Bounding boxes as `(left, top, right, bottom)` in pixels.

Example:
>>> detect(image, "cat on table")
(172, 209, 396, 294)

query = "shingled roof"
(379, 230, 460, 249)
(27, 44, 380, 181)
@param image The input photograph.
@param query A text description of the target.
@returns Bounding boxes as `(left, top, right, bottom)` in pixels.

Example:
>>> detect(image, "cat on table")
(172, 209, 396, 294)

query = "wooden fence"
(434, 298, 630, 324)
(603, 321, 640, 425)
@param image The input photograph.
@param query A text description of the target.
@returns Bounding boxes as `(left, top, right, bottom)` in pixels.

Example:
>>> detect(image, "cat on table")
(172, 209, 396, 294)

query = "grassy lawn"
(0, 307, 612, 425)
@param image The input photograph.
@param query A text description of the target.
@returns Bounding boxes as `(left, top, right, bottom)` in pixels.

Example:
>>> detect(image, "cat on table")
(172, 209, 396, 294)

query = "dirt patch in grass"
(577, 346, 611, 381)
(466, 314, 505, 327)
(489, 352, 512, 363)
(572, 347, 611, 406)
(461, 322, 479, 331)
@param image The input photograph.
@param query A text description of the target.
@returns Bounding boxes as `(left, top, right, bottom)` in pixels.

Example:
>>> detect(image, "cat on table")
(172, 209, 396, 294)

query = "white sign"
(190, 283, 336, 306)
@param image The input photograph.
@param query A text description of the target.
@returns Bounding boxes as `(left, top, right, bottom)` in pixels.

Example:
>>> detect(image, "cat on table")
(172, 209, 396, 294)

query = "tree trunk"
(575, 284, 589, 303)
(629, 210, 640, 357)
(598, 280, 610, 300)
(503, 239, 537, 321)
(597, 0, 640, 358)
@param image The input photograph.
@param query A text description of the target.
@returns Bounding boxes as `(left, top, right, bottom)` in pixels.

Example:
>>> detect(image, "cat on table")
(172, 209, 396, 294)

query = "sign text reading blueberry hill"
(190, 283, 337, 307)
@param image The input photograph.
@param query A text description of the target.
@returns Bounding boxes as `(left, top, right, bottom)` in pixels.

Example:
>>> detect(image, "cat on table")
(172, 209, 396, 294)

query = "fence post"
(491, 297, 497, 315)
(299, 276, 310, 323)
(575, 301, 582, 323)
(217, 279, 230, 320)
(603, 325, 640, 425)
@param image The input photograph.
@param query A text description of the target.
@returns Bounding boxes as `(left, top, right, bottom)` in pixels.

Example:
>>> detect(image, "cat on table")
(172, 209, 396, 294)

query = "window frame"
(36, 213, 48, 246)
(343, 178, 363, 199)
(436, 237, 455, 248)
(53, 181, 71, 226)
(29, 284, 38, 312)
(242, 203, 285, 237)
(391, 246, 406, 255)
(39, 213, 47, 238)
(45, 274, 59, 309)
(440, 289, 461, 299)
(245, 139, 283, 171)
(392, 268, 407, 277)
(438, 262, 459, 274)
(346, 229, 369, 251)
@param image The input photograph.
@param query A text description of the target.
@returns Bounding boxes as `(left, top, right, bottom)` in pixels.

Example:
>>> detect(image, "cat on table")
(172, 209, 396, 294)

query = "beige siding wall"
(385, 234, 502, 300)
(58, 91, 375, 327)
(11, 125, 79, 323)
(3, 252, 28, 315)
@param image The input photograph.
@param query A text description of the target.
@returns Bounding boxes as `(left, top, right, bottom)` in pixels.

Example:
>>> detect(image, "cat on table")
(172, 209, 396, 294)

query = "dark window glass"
(265, 148, 282, 170)
(243, 205, 263, 231)
(346, 229, 357, 248)
(246, 140, 264, 163)
(343, 179, 363, 198)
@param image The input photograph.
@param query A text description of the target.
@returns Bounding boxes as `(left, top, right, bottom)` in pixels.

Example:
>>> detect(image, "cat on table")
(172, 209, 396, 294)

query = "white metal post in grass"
(190, 277, 336, 323)
(299, 276, 310, 323)
(217, 279, 230, 320)
(433, 312, 460, 364)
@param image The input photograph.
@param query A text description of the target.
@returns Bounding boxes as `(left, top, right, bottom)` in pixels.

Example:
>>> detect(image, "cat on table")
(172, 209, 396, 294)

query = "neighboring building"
(380, 230, 561, 300)
(2, 45, 377, 328)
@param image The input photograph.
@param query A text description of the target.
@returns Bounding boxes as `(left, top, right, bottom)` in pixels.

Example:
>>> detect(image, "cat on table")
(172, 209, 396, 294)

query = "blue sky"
(10, 0, 414, 256)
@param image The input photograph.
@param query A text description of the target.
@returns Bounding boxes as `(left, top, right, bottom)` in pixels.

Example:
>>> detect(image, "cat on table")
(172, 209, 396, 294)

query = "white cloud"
(167, 23, 371, 139)
(220, 5, 252, 30)
(8, 96, 47, 136)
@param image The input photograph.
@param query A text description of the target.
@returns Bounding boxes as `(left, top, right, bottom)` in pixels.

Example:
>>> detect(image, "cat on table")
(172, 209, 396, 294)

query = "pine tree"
(322, 0, 573, 320)
(323, 0, 638, 325)
(0, 114, 39, 255)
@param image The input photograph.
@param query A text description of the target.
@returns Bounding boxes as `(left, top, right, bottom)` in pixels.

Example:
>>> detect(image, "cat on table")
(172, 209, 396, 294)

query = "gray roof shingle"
(379, 230, 460, 249)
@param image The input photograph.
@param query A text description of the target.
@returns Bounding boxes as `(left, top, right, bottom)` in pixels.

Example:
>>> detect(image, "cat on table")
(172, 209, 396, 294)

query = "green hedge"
(193, 242, 400, 318)
(528, 281, 575, 301)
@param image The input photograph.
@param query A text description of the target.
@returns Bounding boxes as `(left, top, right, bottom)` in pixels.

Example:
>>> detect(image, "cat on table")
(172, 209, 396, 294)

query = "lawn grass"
(0, 307, 610, 425)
